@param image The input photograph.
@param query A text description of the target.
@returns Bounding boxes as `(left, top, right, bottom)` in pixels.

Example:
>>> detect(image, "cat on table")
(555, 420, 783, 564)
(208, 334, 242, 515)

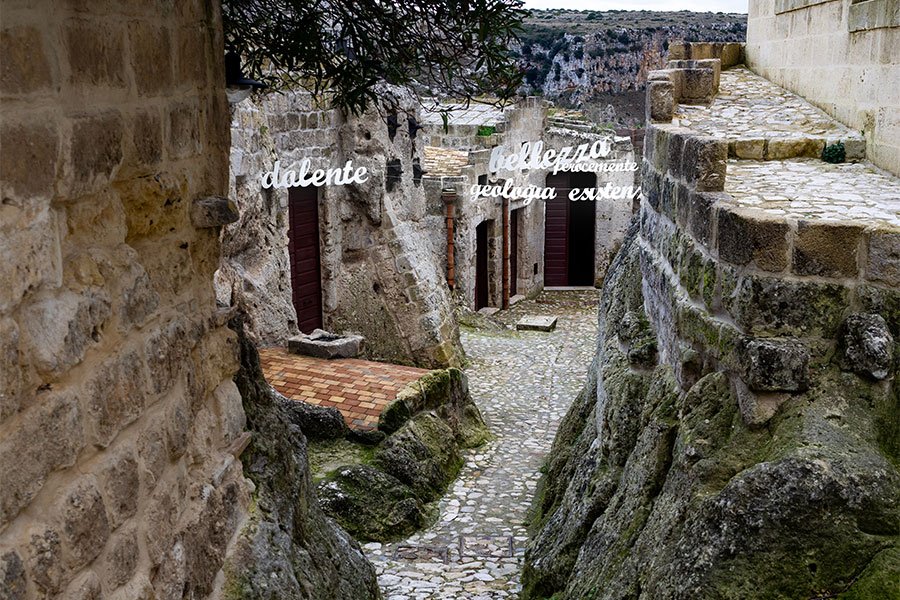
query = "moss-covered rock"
(522, 219, 900, 600)
(374, 413, 463, 502)
(315, 367, 489, 542)
(316, 464, 430, 542)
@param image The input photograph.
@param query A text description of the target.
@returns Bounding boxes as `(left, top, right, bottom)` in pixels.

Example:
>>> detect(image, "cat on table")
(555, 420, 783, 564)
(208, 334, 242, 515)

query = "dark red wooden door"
(544, 173, 569, 286)
(510, 208, 520, 296)
(288, 186, 323, 332)
(475, 221, 489, 310)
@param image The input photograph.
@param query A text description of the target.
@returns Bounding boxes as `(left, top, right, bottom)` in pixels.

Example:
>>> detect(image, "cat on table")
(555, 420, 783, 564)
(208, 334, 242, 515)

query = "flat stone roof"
(674, 67, 864, 145)
(423, 146, 470, 177)
(725, 159, 900, 229)
(421, 103, 505, 126)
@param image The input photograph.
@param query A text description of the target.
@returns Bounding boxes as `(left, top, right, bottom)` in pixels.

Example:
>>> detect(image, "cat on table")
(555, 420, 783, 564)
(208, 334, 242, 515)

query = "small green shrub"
(822, 141, 846, 164)
(476, 125, 496, 137)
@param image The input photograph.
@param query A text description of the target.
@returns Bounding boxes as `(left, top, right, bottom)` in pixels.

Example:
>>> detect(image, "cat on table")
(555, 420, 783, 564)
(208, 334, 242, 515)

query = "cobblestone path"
(365, 290, 600, 599)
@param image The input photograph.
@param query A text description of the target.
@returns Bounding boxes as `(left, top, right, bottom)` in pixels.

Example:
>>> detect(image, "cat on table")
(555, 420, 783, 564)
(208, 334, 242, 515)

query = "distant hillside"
(514, 9, 747, 123)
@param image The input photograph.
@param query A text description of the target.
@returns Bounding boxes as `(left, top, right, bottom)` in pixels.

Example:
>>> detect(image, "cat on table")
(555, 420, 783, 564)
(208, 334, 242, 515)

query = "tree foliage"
(222, 0, 527, 114)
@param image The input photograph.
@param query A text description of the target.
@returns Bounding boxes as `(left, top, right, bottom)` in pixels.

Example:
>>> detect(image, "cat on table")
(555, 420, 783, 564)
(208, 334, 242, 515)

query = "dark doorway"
(288, 186, 323, 332)
(475, 220, 490, 309)
(510, 208, 522, 296)
(543, 172, 596, 286)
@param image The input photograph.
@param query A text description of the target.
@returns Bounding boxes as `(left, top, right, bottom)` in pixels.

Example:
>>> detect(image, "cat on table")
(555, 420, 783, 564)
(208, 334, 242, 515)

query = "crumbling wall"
(0, 1, 251, 597)
(746, 0, 900, 175)
(221, 89, 463, 367)
(523, 54, 900, 599)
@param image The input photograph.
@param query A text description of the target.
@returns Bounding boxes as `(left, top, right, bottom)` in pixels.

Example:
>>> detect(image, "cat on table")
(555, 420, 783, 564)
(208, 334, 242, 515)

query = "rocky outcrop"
(316, 369, 490, 542)
(222, 318, 380, 600)
(523, 220, 900, 599)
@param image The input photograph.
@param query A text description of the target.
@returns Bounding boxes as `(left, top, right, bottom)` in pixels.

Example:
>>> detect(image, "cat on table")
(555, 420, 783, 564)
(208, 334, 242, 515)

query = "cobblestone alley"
(364, 290, 601, 599)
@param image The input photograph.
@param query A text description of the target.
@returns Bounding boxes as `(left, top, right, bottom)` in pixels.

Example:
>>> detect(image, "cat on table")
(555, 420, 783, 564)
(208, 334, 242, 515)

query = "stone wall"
(746, 0, 900, 175)
(0, 1, 252, 598)
(220, 88, 463, 368)
(523, 52, 900, 599)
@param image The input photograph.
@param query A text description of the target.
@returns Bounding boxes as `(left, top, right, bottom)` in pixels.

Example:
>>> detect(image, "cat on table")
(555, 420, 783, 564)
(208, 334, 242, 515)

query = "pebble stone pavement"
(364, 290, 601, 599)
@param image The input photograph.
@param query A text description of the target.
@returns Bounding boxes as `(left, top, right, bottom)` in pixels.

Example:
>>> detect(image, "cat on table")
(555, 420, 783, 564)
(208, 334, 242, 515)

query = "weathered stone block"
(690, 192, 724, 249)
(129, 22, 172, 94)
(102, 524, 139, 590)
(131, 110, 163, 166)
(71, 111, 124, 192)
(176, 26, 207, 85)
(58, 478, 110, 569)
(0, 120, 58, 200)
(838, 314, 894, 380)
(731, 138, 765, 159)
(766, 138, 825, 159)
(666, 131, 687, 179)
(137, 421, 168, 490)
(679, 68, 716, 104)
(66, 22, 126, 87)
(145, 317, 190, 396)
(27, 527, 63, 596)
(793, 221, 863, 278)
(165, 393, 190, 461)
(0, 391, 83, 526)
(684, 136, 727, 192)
(738, 337, 810, 392)
(866, 231, 900, 287)
(717, 208, 790, 272)
(99, 448, 139, 527)
(0, 26, 52, 94)
(730, 275, 850, 337)
(84, 351, 146, 448)
(168, 102, 201, 159)
(647, 80, 674, 123)
(145, 481, 180, 567)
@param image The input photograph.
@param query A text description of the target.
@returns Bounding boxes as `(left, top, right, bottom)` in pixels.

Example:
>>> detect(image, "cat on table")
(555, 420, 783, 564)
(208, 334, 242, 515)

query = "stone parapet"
(640, 114, 899, 424)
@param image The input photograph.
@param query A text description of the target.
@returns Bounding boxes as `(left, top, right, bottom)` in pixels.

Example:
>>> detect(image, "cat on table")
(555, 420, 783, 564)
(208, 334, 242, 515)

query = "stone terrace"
(259, 349, 428, 430)
(675, 66, 867, 159)
(725, 159, 900, 228)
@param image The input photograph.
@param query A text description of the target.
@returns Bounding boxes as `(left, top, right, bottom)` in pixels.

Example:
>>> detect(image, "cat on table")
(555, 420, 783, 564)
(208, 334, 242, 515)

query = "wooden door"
(543, 173, 569, 286)
(288, 186, 323, 332)
(510, 208, 520, 296)
(475, 221, 489, 310)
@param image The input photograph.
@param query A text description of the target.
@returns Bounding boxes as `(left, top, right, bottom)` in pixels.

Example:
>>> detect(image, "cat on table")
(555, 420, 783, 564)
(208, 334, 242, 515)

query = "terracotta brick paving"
(258, 348, 429, 430)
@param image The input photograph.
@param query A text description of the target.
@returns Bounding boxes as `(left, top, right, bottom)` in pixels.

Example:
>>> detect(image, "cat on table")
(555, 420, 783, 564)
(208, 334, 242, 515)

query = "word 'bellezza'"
(489, 139, 627, 175)
(261, 159, 368, 189)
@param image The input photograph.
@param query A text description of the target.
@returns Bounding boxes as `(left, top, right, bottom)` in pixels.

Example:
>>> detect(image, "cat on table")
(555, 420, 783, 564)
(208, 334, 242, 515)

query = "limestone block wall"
(221, 88, 463, 368)
(641, 58, 899, 426)
(0, 1, 251, 598)
(746, 0, 900, 175)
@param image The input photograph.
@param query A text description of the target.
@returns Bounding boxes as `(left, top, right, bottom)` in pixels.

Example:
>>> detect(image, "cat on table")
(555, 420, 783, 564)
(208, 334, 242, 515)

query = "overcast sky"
(523, 0, 748, 13)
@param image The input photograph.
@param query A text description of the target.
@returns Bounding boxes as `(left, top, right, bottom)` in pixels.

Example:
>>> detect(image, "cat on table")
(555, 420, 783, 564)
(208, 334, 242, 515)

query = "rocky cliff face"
(522, 222, 900, 599)
(516, 10, 746, 119)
